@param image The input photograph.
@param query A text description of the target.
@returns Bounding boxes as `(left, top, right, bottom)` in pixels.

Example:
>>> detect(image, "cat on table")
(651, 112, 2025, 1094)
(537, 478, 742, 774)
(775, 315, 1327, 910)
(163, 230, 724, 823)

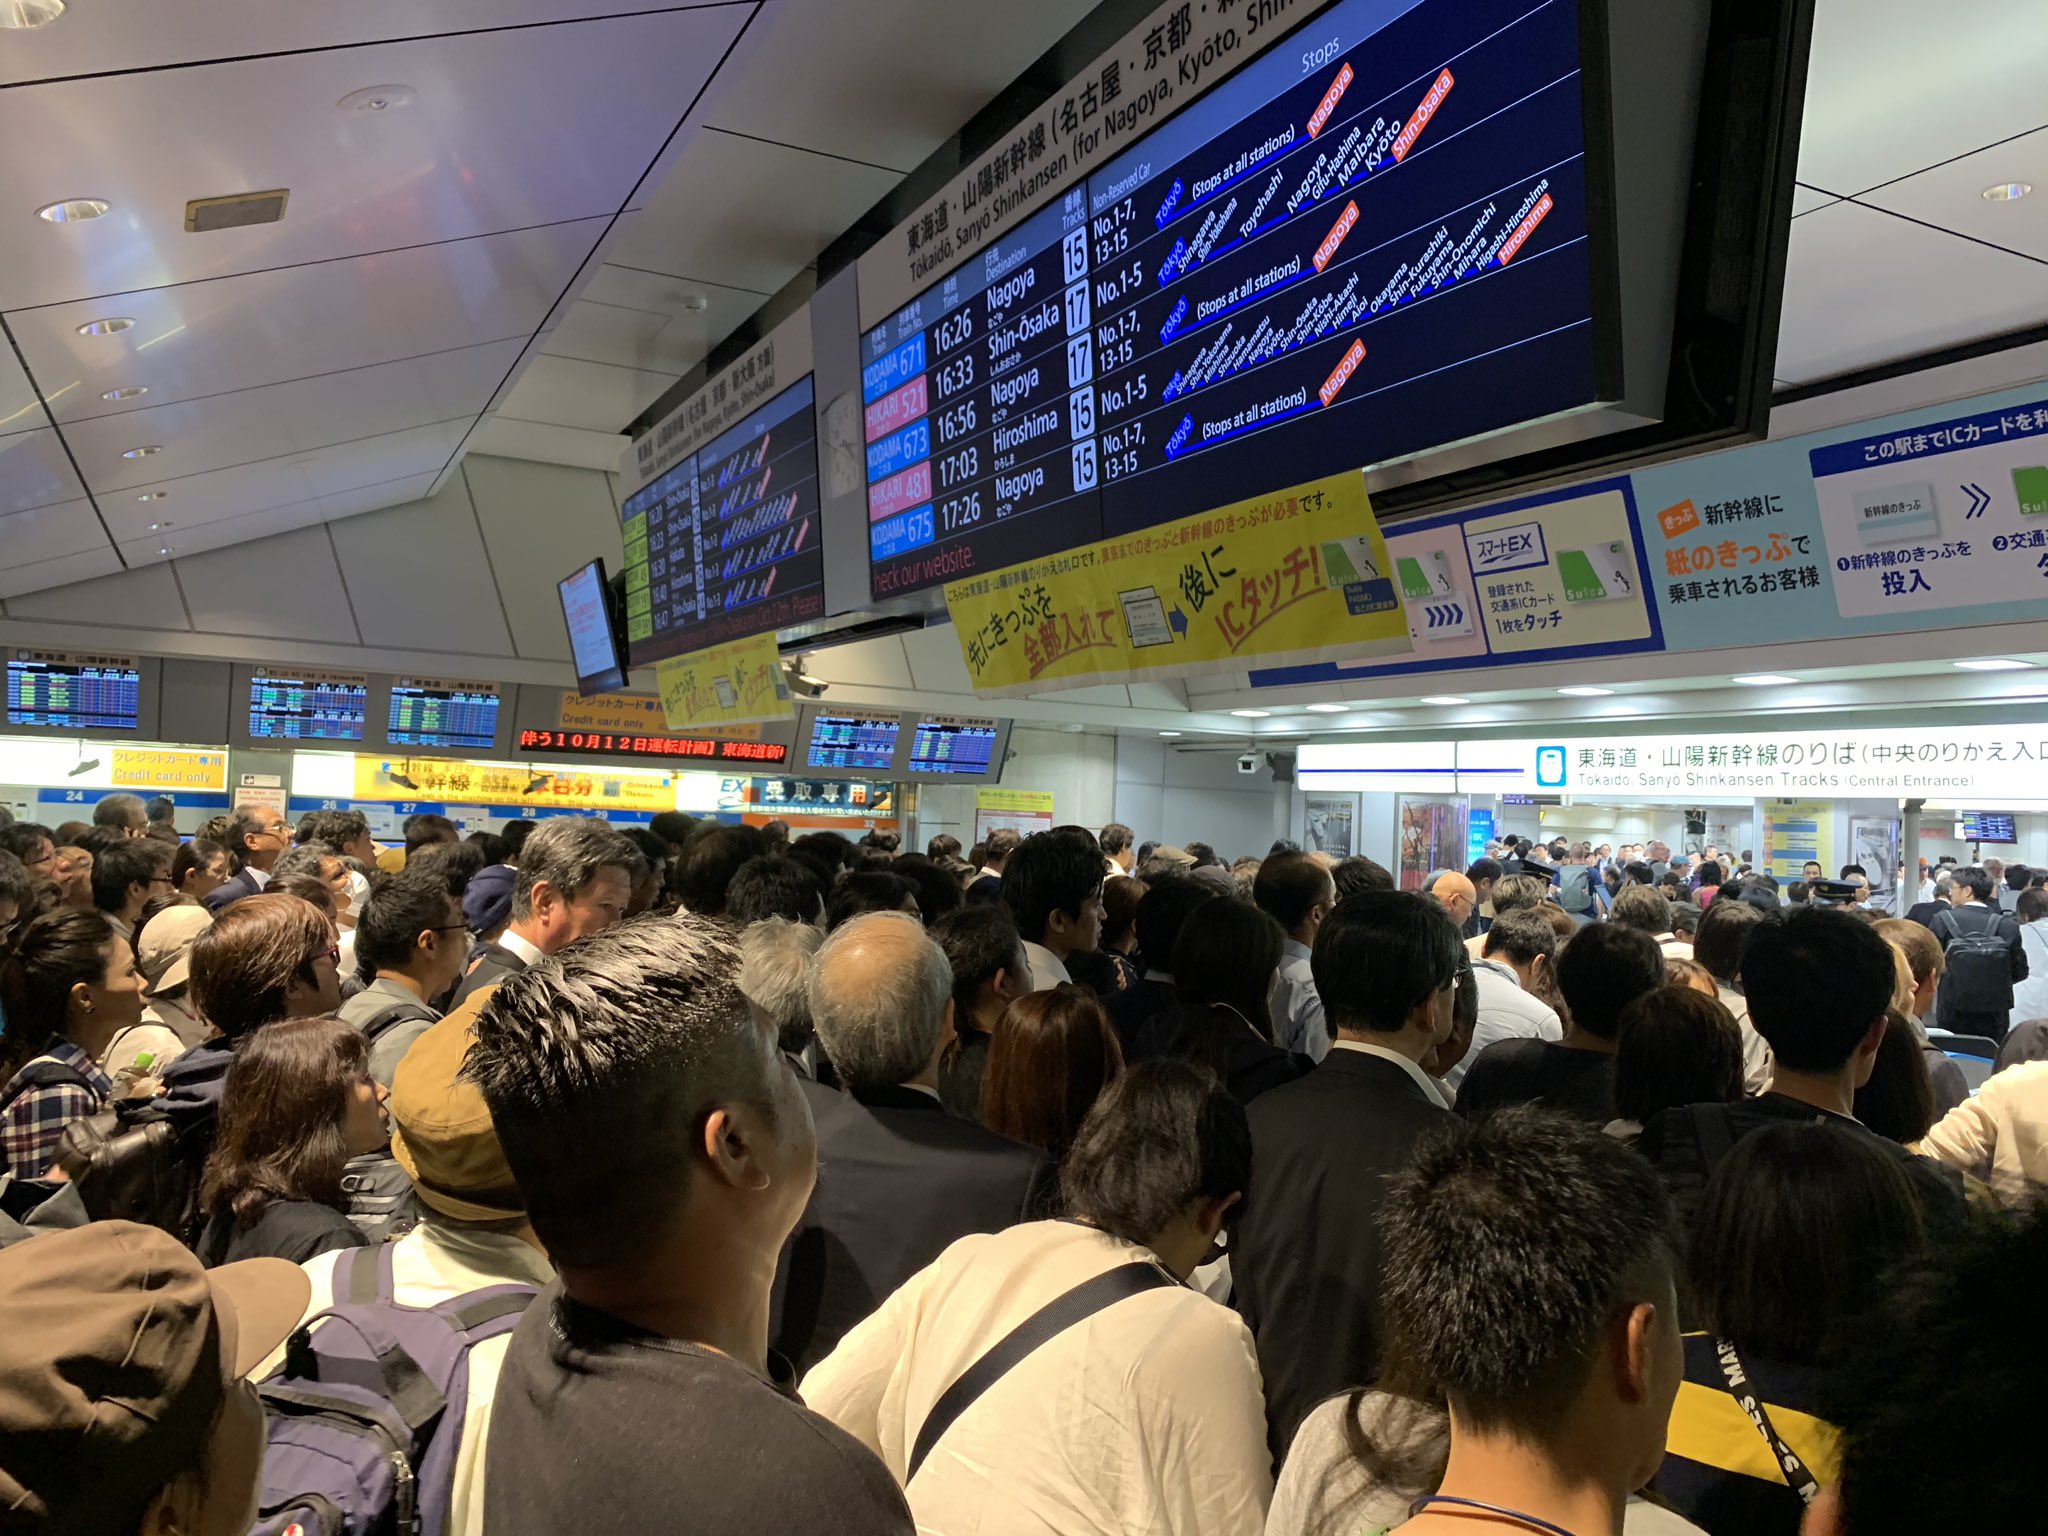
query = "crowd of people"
(0, 797, 2043, 1536)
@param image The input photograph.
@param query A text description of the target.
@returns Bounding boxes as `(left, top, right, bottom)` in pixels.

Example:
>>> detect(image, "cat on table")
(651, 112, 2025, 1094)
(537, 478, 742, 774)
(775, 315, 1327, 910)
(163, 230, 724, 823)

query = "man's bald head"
(805, 910, 953, 1093)
(1427, 870, 1479, 928)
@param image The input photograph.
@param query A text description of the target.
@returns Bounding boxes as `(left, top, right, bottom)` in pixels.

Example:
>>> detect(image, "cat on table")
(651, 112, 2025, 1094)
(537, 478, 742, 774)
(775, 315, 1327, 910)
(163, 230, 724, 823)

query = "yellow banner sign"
(943, 472, 1410, 695)
(352, 757, 678, 814)
(111, 747, 227, 792)
(654, 632, 793, 732)
(559, 691, 768, 740)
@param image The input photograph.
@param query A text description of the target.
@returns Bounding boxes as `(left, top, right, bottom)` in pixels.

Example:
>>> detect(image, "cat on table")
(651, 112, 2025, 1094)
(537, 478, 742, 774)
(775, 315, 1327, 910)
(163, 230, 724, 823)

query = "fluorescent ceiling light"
(1419, 695, 1469, 706)
(1732, 674, 1798, 686)
(1158, 730, 1182, 738)
(76, 317, 134, 337)
(1304, 703, 1349, 713)
(1230, 709, 1271, 718)
(1954, 658, 2032, 672)
(37, 197, 109, 223)
(1557, 686, 1614, 697)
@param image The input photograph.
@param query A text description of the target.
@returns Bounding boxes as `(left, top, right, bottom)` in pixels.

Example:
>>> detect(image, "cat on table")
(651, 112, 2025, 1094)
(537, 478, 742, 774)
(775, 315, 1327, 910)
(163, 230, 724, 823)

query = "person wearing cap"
(0, 1219, 309, 1536)
(461, 860, 516, 946)
(258, 1004, 551, 1536)
(337, 867, 472, 1087)
(97, 904, 212, 1089)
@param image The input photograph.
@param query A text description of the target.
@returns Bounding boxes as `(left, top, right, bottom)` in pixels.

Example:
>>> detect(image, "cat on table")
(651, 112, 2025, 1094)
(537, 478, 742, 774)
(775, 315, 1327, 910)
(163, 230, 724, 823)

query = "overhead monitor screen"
(807, 712, 902, 772)
(1958, 812, 2017, 844)
(387, 677, 502, 752)
(6, 650, 141, 731)
(516, 727, 790, 766)
(909, 715, 1001, 776)
(247, 671, 368, 742)
(558, 559, 628, 696)
(620, 375, 825, 665)
(862, 0, 1606, 595)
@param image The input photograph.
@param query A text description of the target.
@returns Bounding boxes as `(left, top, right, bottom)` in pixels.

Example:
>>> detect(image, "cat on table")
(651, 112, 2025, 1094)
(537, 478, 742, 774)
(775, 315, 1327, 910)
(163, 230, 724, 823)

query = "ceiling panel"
(0, 347, 44, 438)
(0, 10, 747, 310)
(540, 298, 705, 376)
(0, 547, 123, 601)
(120, 499, 332, 569)
(1797, 0, 2048, 195)
(9, 219, 604, 421)
(495, 353, 676, 434)
(706, 0, 1098, 171)
(1775, 199, 2048, 384)
(604, 131, 900, 292)
(464, 414, 627, 470)
(1, 560, 187, 625)
(1858, 125, 2048, 263)
(0, 497, 107, 568)
(0, 1, 702, 87)
(578, 262, 764, 320)
(1789, 183, 1839, 217)
(57, 340, 520, 491)
(0, 427, 88, 515)
(173, 525, 361, 643)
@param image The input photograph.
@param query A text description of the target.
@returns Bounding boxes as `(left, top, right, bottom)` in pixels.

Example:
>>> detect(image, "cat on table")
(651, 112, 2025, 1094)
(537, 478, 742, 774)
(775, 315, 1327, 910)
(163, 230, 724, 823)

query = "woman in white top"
(2006, 888, 2048, 1035)
(804, 1059, 1272, 1536)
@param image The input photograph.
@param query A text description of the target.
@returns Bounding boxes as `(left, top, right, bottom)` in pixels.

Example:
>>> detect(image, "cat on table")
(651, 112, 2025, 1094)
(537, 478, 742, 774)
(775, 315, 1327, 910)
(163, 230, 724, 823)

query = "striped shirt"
(0, 1041, 112, 1176)
(1659, 1333, 1840, 1536)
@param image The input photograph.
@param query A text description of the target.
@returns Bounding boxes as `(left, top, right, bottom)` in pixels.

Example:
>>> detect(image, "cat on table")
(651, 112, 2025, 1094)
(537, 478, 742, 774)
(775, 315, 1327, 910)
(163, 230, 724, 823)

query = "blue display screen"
(808, 713, 901, 772)
(388, 680, 501, 752)
(861, 0, 1601, 596)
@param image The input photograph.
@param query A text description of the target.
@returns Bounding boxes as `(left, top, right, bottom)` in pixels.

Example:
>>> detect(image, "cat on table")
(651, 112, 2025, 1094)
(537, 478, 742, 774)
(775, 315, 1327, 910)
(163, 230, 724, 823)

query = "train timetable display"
(909, 716, 1000, 776)
(387, 678, 502, 752)
(807, 712, 902, 772)
(862, 0, 1604, 595)
(621, 375, 825, 665)
(247, 671, 368, 742)
(6, 650, 141, 731)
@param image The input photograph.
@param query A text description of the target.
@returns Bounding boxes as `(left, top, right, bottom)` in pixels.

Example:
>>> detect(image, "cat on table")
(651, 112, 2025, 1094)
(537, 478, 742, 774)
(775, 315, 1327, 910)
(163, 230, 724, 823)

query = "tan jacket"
(1919, 1060, 2048, 1205)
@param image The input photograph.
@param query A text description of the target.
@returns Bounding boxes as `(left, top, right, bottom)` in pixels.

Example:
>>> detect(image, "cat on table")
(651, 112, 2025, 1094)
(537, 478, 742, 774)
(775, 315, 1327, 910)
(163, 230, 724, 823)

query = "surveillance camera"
(1236, 752, 1260, 775)
(781, 656, 829, 700)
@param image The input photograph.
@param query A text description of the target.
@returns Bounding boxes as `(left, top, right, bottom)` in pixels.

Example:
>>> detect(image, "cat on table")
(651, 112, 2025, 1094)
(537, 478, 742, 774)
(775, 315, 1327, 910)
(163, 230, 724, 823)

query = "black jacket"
(1104, 977, 1183, 1062)
(202, 868, 264, 914)
(450, 941, 528, 1008)
(1231, 1049, 1454, 1464)
(771, 1079, 1044, 1373)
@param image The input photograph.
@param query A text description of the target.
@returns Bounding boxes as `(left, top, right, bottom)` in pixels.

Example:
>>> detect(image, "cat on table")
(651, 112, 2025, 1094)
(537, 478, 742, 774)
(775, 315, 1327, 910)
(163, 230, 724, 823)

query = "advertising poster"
(1850, 814, 1902, 900)
(1303, 793, 1356, 858)
(1396, 797, 1463, 892)
(974, 787, 1055, 845)
(654, 632, 793, 732)
(1760, 799, 1832, 882)
(944, 472, 1409, 695)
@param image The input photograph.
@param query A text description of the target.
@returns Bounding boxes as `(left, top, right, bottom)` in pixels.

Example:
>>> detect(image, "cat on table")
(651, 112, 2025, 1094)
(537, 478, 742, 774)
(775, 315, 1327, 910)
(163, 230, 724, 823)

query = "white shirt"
(1269, 938, 1329, 1061)
(247, 864, 271, 890)
(1715, 982, 1774, 1094)
(496, 927, 547, 969)
(1328, 1038, 1452, 1110)
(1447, 958, 1562, 1090)
(1920, 1059, 2048, 1206)
(1021, 938, 1072, 992)
(262, 1222, 553, 1536)
(804, 1220, 1271, 1536)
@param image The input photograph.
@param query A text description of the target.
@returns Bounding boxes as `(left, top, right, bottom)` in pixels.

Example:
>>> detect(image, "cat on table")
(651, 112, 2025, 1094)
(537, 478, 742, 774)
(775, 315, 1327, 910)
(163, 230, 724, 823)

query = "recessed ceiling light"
(1557, 686, 1614, 697)
(0, 0, 65, 29)
(101, 385, 147, 401)
(156, 546, 175, 556)
(121, 444, 162, 459)
(1230, 709, 1271, 718)
(36, 197, 109, 224)
(1419, 695, 1469, 706)
(1305, 703, 1349, 713)
(146, 520, 173, 531)
(135, 491, 167, 502)
(337, 84, 416, 114)
(1158, 730, 1182, 738)
(1733, 673, 1799, 686)
(1982, 182, 2032, 202)
(680, 294, 711, 313)
(1954, 658, 2032, 672)
(76, 316, 134, 337)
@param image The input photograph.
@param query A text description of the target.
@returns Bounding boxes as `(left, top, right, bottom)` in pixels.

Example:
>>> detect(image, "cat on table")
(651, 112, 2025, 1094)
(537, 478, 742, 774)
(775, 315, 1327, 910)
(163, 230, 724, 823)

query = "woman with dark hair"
(981, 984, 1125, 1167)
(1170, 896, 1309, 1106)
(1853, 1009, 1938, 1145)
(1608, 986, 1746, 1139)
(1099, 874, 1147, 990)
(0, 910, 144, 1175)
(804, 1060, 1269, 1534)
(1663, 1122, 1927, 1536)
(196, 1014, 389, 1265)
(170, 836, 231, 905)
(1694, 860, 1726, 907)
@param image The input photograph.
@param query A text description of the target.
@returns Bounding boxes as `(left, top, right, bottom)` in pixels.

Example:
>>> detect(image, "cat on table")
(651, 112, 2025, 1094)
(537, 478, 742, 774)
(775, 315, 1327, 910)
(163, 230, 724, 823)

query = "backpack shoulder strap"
(907, 1261, 1175, 1482)
(336, 1242, 399, 1305)
(355, 997, 438, 1044)
(0, 1059, 97, 1117)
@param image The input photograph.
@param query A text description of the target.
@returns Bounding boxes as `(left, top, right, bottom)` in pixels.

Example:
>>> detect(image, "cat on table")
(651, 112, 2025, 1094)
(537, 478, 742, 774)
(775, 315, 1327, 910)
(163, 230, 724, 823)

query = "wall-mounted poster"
(1850, 814, 1902, 901)
(1304, 795, 1357, 859)
(1397, 797, 1465, 893)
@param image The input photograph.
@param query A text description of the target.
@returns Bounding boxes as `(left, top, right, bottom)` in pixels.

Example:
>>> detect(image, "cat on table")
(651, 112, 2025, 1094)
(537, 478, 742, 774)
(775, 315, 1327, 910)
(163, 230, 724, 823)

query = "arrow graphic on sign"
(1168, 607, 1189, 638)
(1962, 483, 1991, 519)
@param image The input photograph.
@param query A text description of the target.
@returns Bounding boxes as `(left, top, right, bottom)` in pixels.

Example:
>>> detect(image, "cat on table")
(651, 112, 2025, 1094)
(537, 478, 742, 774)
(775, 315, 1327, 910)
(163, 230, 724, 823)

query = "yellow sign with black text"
(943, 473, 1411, 696)
(110, 747, 227, 792)
(351, 756, 678, 814)
(654, 632, 794, 732)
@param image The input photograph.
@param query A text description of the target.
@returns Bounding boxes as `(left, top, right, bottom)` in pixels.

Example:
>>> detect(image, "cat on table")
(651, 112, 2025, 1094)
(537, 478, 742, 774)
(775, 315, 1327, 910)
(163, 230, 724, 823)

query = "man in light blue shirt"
(1255, 852, 1337, 1060)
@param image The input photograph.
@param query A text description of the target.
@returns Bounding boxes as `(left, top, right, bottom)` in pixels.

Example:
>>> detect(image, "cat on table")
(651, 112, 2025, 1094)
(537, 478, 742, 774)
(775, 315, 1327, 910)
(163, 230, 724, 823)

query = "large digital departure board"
(862, 0, 1607, 596)
(621, 375, 825, 664)
(248, 671, 368, 742)
(387, 678, 502, 752)
(6, 650, 141, 732)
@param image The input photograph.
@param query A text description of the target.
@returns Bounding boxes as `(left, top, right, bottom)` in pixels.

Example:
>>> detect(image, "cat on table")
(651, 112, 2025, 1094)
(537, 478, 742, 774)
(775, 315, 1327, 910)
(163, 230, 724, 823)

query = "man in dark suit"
(202, 804, 292, 913)
(773, 910, 1043, 1372)
(1231, 889, 1461, 1465)
(1104, 876, 1219, 1061)
(449, 817, 638, 1006)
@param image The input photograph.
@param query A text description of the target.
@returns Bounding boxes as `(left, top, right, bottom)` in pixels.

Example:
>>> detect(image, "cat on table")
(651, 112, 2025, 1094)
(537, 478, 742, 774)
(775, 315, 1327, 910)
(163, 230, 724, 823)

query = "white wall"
(914, 727, 1117, 851)
(1113, 741, 1290, 862)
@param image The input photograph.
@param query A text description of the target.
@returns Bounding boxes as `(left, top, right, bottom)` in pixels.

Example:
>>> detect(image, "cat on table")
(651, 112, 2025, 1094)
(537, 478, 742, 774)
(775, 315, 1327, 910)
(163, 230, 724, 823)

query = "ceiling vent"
(184, 189, 290, 232)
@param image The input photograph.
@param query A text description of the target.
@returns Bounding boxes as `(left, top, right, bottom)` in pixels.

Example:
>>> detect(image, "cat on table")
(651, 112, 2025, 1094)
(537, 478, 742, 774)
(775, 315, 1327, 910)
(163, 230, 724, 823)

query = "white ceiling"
(1, 0, 2042, 605)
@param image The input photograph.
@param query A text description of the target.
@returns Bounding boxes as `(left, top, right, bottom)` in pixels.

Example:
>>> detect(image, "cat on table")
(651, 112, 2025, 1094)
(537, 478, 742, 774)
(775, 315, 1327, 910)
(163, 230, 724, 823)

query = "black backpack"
(1941, 906, 2017, 1014)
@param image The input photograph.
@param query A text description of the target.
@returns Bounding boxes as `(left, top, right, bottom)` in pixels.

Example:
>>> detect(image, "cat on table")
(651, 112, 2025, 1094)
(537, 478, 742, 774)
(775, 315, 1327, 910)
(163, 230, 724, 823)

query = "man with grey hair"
(740, 916, 827, 1077)
(93, 791, 149, 838)
(452, 815, 637, 1006)
(773, 911, 1043, 1371)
